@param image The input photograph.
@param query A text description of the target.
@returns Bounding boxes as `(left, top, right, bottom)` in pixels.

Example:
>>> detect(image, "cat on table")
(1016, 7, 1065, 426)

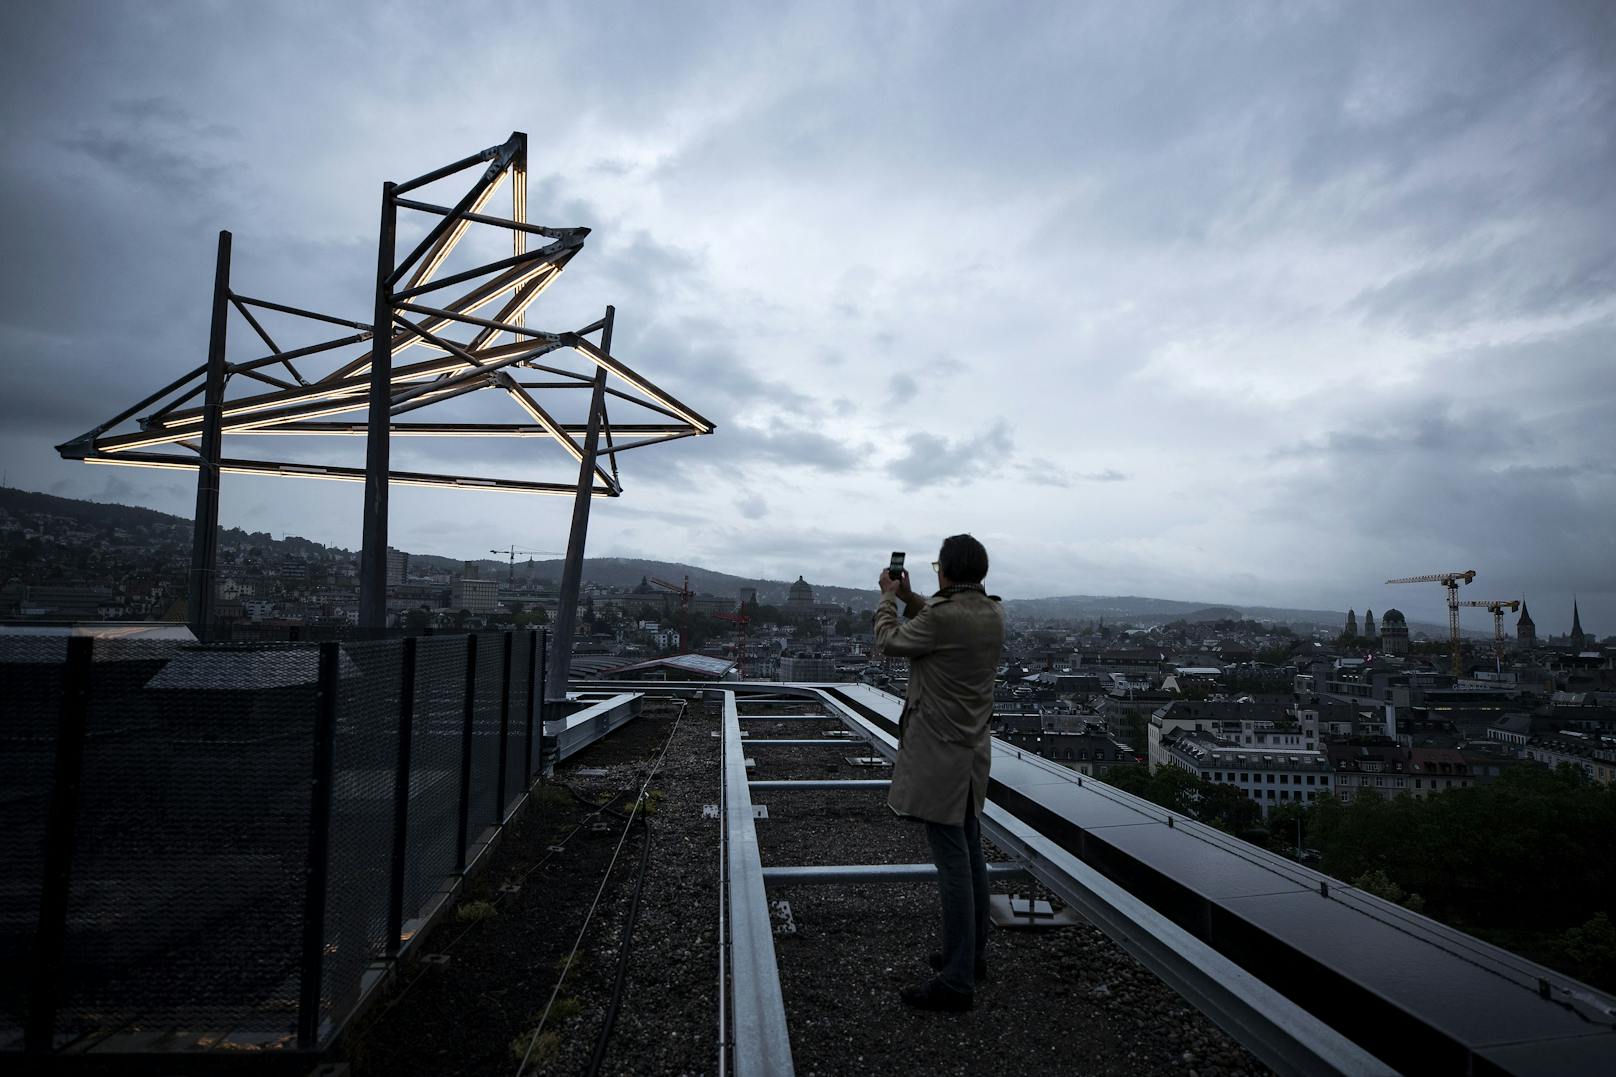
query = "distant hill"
(996, 593, 1456, 636)
(434, 555, 874, 610)
(0, 485, 334, 559)
(1000, 594, 1323, 624)
(1180, 606, 1246, 623)
(0, 486, 1464, 633)
(0, 488, 873, 610)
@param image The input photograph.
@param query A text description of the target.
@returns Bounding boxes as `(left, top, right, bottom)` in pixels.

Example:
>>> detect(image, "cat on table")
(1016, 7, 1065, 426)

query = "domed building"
(1379, 609, 1409, 655)
(785, 575, 816, 613)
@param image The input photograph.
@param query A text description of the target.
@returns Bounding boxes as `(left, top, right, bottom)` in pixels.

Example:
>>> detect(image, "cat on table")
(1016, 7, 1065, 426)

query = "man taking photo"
(874, 533, 1005, 1012)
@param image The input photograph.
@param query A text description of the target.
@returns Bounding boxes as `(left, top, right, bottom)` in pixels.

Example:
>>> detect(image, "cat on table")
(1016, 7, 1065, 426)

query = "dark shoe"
(929, 950, 989, 981)
(900, 977, 974, 1012)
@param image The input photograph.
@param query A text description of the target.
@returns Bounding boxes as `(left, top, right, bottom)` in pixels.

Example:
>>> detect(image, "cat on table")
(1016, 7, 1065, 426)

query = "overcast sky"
(1, 1, 1611, 633)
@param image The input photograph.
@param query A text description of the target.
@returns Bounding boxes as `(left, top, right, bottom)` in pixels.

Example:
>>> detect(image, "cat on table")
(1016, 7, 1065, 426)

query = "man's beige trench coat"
(873, 584, 1005, 826)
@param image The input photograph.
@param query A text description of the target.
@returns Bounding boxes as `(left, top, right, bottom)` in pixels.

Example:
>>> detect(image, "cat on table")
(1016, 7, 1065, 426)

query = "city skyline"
(1, 2, 1612, 631)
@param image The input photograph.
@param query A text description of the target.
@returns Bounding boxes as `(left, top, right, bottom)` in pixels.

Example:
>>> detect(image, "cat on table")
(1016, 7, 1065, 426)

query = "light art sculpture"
(56, 132, 714, 635)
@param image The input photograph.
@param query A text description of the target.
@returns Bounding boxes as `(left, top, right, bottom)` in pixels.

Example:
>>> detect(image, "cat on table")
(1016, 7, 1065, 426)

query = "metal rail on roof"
(761, 862, 1029, 886)
(544, 691, 644, 763)
(717, 691, 795, 1077)
(814, 688, 1394, 1077)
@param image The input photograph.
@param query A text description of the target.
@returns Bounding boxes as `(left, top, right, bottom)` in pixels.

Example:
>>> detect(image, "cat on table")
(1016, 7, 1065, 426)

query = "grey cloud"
(60, 128, 226, 202)
(1017, 458, 1129, 487)
(1249, 323, 1616, 622)
(887, 419, 1012, 485)
(722, 422, 865, 473)
(886, 372, 917, 403)
(1, 2, 1613, 629)
(609, 315, 817, 416)
(1350, 242, 1616, 335)
(1269, 408, 1539, 464)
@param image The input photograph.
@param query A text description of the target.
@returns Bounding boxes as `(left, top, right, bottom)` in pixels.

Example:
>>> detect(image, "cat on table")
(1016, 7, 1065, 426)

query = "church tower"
(1364, 609, 1377, 640)
(1344, 609, 1357, 638)
(1571, 599, 1586, 650)
(1516, 599, 1536, 649)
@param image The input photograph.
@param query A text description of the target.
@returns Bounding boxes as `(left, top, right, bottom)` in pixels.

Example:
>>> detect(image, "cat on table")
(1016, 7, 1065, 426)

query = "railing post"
(298, 641, 341, 1050)
(522, 629, 538, 788)
(187, 231, 231, 642)
(546, 307, 613, 712)
(358, 182, 398, 633)
(386, 636, 417, 960)
(25, 635, 93, 1054)
(455, 633, 478, 874)
(537, 626, 553, 775)
(496, 631, 513, 822)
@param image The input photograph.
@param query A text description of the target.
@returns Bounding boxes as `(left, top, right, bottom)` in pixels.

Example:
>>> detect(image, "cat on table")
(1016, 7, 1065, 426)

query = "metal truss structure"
(55, 132, 714, 639)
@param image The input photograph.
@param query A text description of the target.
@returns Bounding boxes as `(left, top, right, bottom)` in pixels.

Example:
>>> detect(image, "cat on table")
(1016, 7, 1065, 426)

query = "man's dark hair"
(938, 533, 989, 584)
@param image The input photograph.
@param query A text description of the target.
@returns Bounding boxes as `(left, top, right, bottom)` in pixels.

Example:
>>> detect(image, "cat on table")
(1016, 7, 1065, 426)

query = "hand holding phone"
(888, 551, 905, 584)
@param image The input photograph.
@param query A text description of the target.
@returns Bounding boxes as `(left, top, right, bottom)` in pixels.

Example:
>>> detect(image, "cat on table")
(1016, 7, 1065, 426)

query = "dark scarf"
(935, 583, 998, 601)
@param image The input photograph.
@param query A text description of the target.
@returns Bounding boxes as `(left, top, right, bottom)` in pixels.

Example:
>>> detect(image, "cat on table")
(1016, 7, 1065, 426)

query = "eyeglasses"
(931, 560, 941, 573)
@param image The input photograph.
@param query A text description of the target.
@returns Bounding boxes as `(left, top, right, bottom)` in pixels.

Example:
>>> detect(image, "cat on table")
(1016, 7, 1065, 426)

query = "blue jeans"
(924, 808, 990, 992)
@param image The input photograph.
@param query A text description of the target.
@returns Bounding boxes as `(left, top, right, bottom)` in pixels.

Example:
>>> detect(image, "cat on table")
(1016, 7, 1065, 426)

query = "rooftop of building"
(1166, 729, 1327, 769)
(10, 637, 1616, 1075)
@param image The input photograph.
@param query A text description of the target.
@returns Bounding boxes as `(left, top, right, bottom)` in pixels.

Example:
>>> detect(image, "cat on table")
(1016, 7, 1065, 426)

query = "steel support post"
(358, 183, 398, 633)
(545, 306, 612, 717)
(522, 629, 538, 787)
(386, 636, 418, 960)
(455, 633, 478, 873)
(1448, 583, 1462, 676)
(535, 627, 549, 774)
(298, 641, 341, 1050)
(187, 231, 231, 640)
(496, 630, 513, 820)
(24, 636, 93, 1054)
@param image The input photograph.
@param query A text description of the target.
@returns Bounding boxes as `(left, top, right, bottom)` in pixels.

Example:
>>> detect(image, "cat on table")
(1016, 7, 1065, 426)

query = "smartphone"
(888, 551, 905, 583)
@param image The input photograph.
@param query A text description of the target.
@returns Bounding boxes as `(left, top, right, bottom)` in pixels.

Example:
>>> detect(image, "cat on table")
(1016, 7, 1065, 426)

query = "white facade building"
(1164, 732, 1332, 815)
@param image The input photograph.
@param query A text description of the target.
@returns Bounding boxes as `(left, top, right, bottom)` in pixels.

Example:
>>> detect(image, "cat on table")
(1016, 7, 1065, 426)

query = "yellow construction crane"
(1458, 599, 1520, 669)
(1385, 570, 1477, 675)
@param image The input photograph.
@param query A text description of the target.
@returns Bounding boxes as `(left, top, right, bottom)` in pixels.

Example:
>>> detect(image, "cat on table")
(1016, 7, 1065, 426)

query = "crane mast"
(490, 545, 560, 585)
(714, 608, 751, 677)
(1457, 599, 1520, 671)
(1385, 570, 1476, 676)
(649, 575, 693, 653)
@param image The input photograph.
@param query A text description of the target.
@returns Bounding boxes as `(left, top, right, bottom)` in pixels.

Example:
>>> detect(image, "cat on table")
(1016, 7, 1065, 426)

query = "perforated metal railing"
(402, 636, 470, 937)
(322, 639, 404, 1040)
(0, 627, 569, 1061)
(0, 634, 77, 1052)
